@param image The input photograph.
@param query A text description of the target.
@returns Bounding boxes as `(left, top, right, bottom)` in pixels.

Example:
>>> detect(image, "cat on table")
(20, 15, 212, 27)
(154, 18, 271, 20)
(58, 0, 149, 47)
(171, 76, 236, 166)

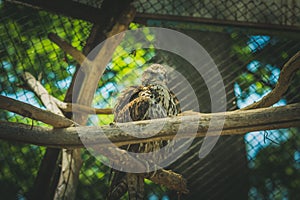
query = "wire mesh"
(0, 0, 300, 200)
(134, 0, 300, 27)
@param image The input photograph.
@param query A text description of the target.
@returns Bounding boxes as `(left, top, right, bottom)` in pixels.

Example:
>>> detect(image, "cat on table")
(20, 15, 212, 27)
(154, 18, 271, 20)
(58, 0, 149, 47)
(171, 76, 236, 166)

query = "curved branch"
(242, 51, 300, 110)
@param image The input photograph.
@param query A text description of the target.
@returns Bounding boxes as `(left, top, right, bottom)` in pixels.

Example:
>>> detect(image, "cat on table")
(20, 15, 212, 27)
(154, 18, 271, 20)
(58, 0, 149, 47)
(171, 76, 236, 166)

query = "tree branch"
(48, 32, 90, 65)
(74, 5, 136, 117)
(242, 50, 300, 110)
(51, 97, 113, 114)
(0, 95, 74, 128)
(1, 103, 299, 148)
(22, 72, 62, 115)
(20, 72, 112, 117)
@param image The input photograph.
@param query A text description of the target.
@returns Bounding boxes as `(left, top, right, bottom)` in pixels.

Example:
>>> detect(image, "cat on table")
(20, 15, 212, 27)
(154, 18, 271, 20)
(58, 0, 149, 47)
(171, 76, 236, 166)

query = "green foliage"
(0, 2, 91, 101)
(0, 141, 44, 199)
(76, 150, 110, 200)
(231, 32, 300, 199)
(0, 2, 91, 199)
(250, 129, 300, 200)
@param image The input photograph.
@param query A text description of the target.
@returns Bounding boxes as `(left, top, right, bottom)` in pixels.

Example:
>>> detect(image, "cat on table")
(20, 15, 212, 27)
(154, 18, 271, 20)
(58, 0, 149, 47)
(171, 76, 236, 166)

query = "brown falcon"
(107, 64, 181, 200)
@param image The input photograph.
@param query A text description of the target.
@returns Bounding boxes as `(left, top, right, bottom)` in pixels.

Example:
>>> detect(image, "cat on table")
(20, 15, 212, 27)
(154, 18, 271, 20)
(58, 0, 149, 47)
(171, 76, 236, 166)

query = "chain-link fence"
(1, 0, 300, 199)
(135, 0, 300, 27)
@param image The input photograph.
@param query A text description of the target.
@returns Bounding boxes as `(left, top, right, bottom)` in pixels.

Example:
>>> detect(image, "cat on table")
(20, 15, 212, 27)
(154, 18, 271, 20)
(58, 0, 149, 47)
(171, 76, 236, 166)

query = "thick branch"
(242, 51, 300, 110)
(48, 32, 86, 200)
(0, 95, 74, 128)
(74, 6, 136, 114)
(1, 103, 299, 148)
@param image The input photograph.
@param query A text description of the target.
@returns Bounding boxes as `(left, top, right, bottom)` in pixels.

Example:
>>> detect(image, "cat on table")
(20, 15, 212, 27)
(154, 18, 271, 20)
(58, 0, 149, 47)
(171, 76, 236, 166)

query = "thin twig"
(52, 97, 113, 114)
(48, 32, 90, 65)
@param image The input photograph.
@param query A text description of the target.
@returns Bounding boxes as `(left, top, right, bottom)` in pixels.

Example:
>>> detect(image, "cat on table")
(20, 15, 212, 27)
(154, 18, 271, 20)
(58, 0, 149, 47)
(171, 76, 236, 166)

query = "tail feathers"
(107, 170, 127, 200)
(126, 173, 144, 200)
(107, 177, 128, 200)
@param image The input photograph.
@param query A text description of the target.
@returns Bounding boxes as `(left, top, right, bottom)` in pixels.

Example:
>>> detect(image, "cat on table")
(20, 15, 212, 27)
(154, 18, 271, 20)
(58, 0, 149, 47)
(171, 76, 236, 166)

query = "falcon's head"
(141, 64, 168, 86)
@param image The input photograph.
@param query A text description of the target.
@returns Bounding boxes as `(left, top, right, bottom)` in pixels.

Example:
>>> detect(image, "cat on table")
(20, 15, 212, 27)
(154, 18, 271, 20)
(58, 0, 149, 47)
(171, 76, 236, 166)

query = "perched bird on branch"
(107, 64, 181, 200)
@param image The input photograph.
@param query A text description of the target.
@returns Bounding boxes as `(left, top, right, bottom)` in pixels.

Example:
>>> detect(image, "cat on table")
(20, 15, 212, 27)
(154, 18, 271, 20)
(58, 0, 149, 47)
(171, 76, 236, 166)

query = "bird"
(107, 64, 181, 200)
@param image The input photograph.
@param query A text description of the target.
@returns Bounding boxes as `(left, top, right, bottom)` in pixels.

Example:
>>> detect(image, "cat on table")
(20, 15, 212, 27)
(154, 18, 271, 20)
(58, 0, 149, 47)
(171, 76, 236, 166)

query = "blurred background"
(0, 0, 300, 199)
